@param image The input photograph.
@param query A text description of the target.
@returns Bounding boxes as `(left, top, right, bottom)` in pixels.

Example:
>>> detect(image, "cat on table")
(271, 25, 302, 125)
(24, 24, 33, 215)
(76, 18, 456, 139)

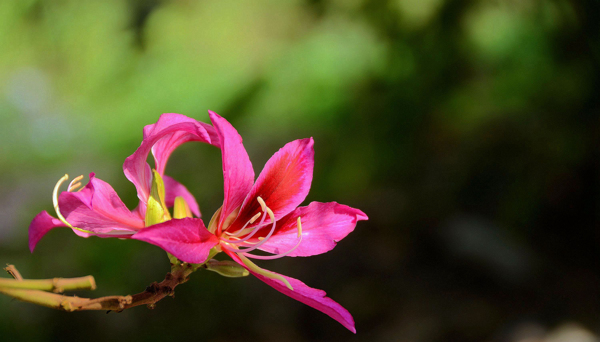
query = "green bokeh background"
(1, 0, 598, 341)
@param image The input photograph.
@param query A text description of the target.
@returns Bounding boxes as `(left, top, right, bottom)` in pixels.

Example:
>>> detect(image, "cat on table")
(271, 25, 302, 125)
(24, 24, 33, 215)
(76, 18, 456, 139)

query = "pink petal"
(227, 251, 356, 333)
(145, 113, 220, 175)
(60, 173, 144, 231)
(163, 175, 201, 217)
(28, 211, 67, 252)
(208, 111, 254, 230)
(230, 138, 314, 233)
(132, 218, 219, 264)
(124, 113, 217, 206)
(256, 202, 368, 257)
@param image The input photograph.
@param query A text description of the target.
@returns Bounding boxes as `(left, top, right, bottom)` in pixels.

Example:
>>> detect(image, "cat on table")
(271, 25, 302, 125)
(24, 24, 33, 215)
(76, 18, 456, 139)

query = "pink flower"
(28, 113, 220, 263)
(134, 111, 367, 333)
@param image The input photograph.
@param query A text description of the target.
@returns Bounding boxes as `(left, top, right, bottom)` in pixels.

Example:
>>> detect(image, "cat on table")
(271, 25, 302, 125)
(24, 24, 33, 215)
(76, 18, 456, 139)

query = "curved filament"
(53, 174, 95, 235)
(241, 217, 303, 260)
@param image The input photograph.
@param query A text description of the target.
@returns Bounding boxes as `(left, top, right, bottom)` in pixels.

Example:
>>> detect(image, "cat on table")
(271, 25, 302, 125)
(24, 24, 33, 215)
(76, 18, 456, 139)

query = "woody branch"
(0, 262, 199, 312)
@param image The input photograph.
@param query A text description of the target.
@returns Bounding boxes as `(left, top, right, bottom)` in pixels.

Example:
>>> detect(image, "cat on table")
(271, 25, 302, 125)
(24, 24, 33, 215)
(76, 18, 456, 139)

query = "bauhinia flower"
(133, 111, 368, 333)
(28, 113, 220, 262)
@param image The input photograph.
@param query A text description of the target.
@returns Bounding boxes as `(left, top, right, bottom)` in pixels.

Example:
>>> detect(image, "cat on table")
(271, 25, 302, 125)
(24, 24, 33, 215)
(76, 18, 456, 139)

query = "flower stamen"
(67, 175, 84, 192)
(219, 206, 267, 245)
(218, 197, 303, 291)
(241, 217, 303, 260)
(53, 174, 95, 235)
(231, 206, 277, 254)
(237, 253, 293, 291)
(225, 212, 262, 237)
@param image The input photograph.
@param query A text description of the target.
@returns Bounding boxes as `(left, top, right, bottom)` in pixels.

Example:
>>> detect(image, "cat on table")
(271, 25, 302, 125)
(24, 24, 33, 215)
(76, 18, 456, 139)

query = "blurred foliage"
(0, 0, 599, 341)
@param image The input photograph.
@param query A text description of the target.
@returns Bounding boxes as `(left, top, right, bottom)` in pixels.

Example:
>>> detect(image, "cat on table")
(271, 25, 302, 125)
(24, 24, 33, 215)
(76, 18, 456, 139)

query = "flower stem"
(0, 262, 203, 312)
(0, 287, 129, 311)
(0, 276, 96, 292)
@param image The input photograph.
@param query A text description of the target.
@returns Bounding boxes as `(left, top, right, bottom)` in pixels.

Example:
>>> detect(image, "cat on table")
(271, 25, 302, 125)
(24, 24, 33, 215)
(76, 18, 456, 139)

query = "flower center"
(218, 196, 303, 260)
(216, 196, 303, 291)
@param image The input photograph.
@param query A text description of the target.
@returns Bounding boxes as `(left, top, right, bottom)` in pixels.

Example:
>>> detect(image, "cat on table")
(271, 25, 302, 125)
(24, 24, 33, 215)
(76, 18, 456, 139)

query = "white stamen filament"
(241, 217, 303, 260)
(220, 207, 268, 244)
(219, 197, 304, 287)
(229, 206, 277, 254)
(237, 254, 293, 291)
(225, 212, 262, 237)
(220, 199, 302, 255)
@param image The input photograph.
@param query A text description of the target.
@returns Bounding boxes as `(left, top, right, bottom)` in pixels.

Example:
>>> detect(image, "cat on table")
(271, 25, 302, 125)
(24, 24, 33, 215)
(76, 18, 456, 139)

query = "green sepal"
(190, 246, 221, 270)
(173, 196, 192, 219)
(145, 170, 170, 227)
(167, 253, 179, 265)
(204, 260, 249, 278)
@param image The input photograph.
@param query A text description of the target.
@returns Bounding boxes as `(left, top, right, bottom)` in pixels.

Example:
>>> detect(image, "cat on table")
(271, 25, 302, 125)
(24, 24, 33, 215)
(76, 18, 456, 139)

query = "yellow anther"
(68, 183, 81, 192)
(256, 196, 267, 212)
(297, 217, 302, 238)
(67, 175, 84, 192)
(249, 212, 262, 224)
(227, 212, 263, 236)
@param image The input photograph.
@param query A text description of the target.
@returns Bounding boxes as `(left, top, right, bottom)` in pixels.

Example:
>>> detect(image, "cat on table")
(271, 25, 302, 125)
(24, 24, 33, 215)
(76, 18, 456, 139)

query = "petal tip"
(207, 110, 221, 121)
(28, 211, 66, 253)
(356, 209, 368, 221)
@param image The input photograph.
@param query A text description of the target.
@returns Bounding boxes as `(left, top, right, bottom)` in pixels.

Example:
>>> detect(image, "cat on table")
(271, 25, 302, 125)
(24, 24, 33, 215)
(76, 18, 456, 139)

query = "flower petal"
(230, 138, 314, 232)
(256, 202, 368, 257)
(60, 173, 144, 231)
(124, 113, 217, 206)
(28, 211, 67, 252)
(163, 175, 201, 217)
(144, 113, 220, 175)
(132, 218, 219, 264)
(208, 111, 254, 230)
(227, 251, 356, 333)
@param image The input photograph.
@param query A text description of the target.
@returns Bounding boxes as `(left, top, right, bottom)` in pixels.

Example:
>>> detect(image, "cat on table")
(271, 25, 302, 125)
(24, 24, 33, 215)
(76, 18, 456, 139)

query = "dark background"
(0, 0, 599, 341)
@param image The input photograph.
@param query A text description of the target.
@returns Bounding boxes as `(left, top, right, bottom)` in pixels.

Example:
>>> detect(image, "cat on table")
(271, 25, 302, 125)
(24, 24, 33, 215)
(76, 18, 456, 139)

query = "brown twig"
(0, 262, 197, 312)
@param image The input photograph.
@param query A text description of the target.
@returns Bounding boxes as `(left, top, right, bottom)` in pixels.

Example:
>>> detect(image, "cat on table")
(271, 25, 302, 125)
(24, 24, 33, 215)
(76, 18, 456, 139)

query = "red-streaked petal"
(132, 218, 219, 264)
(28, 211, 67, 252)
(256, 202, 368, 257)
(124, 113, 217, 206)
(163, 175, 201, 217)
(208, 111, 254, 230)
(60, 173, 144, 231)
(230, 138, 314, 232)
(227, 251, 356, 333)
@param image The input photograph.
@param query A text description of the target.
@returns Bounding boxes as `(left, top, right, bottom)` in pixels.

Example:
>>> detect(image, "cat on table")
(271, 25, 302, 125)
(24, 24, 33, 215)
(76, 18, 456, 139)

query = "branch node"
(4, 264, 23, 281)
(52, 278, 64, 293)
(145, 282, 160, 294)
(61, 299, 76, 312)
